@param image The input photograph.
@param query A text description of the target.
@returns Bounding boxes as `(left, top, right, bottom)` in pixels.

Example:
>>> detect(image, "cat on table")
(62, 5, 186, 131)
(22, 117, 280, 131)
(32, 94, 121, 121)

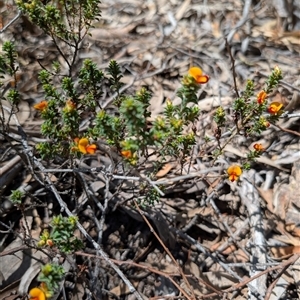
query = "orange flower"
(74, 138, 96, 154)
(29, 287, 46, 300)
(257, 90, 267, 104)
(121, 150, 132, 159)
(253, 143, 264, 152)
(46, 239, 54, 247)
(63, 99, 76, 113)
(227, 165, 242, 182)
(34, 100, 48, 111)
(188, 67, 209, 84)
(29, 283, 51, 300)
(268, 102, 283, 115)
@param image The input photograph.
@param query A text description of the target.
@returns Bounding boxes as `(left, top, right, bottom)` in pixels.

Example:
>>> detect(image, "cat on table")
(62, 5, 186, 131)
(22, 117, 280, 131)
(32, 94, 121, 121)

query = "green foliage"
(9, 190, 24, 204)
(38, 215, 83, 253)
(108, 59, 124, 105)
(16, 0, 101, 43)
(38, 263, 65, 296)
(0, 41, 18, 76)
(139, 188, 161, 208)
(265, 66, 283, 93)
(0, 41, 20, 107)
(213, 65, 284, 168)
(7, 89, 20, 106)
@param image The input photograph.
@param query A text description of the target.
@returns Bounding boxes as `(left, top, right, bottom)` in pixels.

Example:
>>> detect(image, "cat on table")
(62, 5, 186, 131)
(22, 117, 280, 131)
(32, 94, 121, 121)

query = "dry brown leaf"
(286, 224, 300, 238)
(184, 259, 201, 278)
(210, 241, 236, 255)
(257, 188, 274, 213)
(233, 248, 249, 263)
(270, 246, 300, 258)
(155, 163, 173, 178)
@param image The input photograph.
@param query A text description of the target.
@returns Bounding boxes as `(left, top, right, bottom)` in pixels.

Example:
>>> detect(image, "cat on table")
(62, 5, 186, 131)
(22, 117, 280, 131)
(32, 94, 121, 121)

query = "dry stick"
(75, 171, 104, 212)
(202, 253, 300, 299)
(98, 173, 110, 245)
(37, 166, 224, 187)
(207, 189, 251, 259)
(37, 165, 143, 299)
(134, 201, 195, 300)
(0, 10, 22, 33)
(5, 109, 143, 300)
(75, 251, 221, 298)
(171, 226, 262, 298)
(272, 123, 300, 137)
(237, 175, 267, 300)
(226, 0, 252, 43)
(225, 38, 240, 98)
(209, 218, 250, 262)
(264, 255, 299, 300)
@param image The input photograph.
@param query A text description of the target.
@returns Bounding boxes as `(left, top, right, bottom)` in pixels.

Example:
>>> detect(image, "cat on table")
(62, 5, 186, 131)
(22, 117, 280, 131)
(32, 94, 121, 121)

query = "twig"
(264, 256, 298, 300)
(202, 254, 300, 299)
(206, 183, 250, 259)
(170, 225, 263, 298)
(0, 10, 22, 33)
(134, 201, 195, 300)
(7, 109, 143, 300)
(225, 38, 239, 98)
(36, 166, 223, 186)
(237, 172, 267, 300)
(75, 250, 214, 297)
(98, 173, 111, 245)
(272, 123, 300, 137)
(227, 0, 252, 43)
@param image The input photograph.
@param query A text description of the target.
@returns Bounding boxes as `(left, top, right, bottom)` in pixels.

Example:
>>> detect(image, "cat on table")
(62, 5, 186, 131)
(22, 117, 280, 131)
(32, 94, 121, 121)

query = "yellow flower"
(73, 138, 97, 154)
(188, 67, 209, 84)
(273, 65, 282, 77)
(63, 99, 76, 113)
(34, 100, 48, 111)
(121, 150, 132, 159)
(29, 287, 46, 300)
(257, 90, 267, 104)
(29, 282, 52, 300)
(268, 102, 283, 115)
(227, 165, 242, 182)
(253, 143, 264, 152)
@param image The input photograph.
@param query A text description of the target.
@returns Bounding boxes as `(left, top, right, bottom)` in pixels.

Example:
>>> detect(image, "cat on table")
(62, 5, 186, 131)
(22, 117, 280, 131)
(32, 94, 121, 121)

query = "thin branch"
(225, 38, 239, 98)
(0, 10, 22, 33)
(134, 201, 195, 299)
(7, 109, 143, 300)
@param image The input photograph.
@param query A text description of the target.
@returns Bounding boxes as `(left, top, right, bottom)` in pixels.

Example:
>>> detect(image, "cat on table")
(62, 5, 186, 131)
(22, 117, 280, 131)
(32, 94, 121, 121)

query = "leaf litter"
(0, 0, 300, 299)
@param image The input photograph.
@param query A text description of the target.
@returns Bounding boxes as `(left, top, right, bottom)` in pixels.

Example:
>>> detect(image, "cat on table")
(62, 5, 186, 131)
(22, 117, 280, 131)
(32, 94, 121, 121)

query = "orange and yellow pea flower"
(253, 143, 264, 152)
(34, 100, 48, 111)
(257, 90, 267, 104)
(29, 287, 46, 300)
(227, 165, 242, 182)
(63, 99, 76, 113)
(121, 150, 132, 159)
(29, 283, 50, 300)
(188, 67, 210, 84)
(268, 102, 283, 115)
(73, 138, 97, 154)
